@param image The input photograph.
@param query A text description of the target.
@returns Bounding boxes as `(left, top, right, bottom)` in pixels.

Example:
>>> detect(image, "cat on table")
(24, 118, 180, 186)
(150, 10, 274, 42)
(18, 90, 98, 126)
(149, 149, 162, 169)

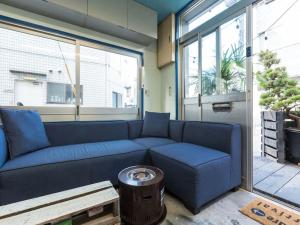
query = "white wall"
(142, 42, 162, 113)
(160, 63, 176, 119)
(0, 4, 163, 120)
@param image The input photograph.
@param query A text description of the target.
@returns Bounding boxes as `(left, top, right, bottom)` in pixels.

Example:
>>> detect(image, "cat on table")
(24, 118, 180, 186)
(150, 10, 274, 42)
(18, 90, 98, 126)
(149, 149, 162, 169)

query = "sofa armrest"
(182, 121, 242, 187)
(230, 124, 242, 187)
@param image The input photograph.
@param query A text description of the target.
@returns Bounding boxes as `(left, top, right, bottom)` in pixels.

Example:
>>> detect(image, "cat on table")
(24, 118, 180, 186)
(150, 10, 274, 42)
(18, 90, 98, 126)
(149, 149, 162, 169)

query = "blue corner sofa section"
(0, 120, 241, 214)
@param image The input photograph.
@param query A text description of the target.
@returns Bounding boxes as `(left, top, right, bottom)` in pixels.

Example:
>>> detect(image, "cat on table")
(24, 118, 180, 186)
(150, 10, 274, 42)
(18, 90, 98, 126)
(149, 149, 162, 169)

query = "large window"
(0, 25, 140, 109)
(201, 32, 217, 96)
(220, 14, 246, 94)
(184, 41, 199, 98)
(183, 13, 246, 98)
(80, 46, 138, 108)
(181, 0, 246, 98)
(0, 27, 75, 106)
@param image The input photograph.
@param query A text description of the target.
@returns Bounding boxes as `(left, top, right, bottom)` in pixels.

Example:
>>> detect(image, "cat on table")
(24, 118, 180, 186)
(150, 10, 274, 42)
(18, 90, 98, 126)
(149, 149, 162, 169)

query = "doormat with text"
(240, 198, 300, 225)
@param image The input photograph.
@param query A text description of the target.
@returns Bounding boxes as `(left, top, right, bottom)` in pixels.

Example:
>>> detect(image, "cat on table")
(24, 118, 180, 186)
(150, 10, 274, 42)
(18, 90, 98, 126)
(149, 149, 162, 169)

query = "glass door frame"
(180, 0, 300, 210)
(182, 36, 201, 121)
(180, 2, 254, 191)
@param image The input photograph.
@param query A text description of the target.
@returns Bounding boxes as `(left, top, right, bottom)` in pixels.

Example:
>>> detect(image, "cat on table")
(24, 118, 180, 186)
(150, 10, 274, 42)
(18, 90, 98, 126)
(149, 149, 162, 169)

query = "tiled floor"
(162, 190, 261, 225)
(253, 155, 300, 207)
(162, 189, 300, 225)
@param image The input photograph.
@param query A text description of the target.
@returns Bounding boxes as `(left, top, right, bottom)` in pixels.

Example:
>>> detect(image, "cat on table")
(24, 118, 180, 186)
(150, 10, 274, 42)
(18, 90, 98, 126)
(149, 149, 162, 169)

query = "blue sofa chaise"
(0, 120, 241, 214)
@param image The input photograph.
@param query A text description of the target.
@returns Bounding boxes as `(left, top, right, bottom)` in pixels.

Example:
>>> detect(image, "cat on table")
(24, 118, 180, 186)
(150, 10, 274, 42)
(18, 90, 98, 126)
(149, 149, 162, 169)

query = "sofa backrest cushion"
(169, 120, 185, 142)
(0, 127, 7, 167)
(44, 121, 129, 147)
(183, 121, 233, 153)
(128, 120, 143, 139)
(0, 108, 50, 159)
(142, 111, 170, 138)
(128, 119, 185, 141)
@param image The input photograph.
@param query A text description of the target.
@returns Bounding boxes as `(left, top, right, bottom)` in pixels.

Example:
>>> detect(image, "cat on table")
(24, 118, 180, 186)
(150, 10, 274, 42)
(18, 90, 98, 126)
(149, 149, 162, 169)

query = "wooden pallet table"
(0, 181, 120, 225)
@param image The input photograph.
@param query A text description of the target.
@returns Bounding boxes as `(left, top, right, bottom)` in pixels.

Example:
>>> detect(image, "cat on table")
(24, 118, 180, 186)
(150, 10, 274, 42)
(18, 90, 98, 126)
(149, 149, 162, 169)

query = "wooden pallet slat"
(264, 121, 277, 130)
(264, 129, 277, 139)
(265, 137, 277, 149)
(263, 111, 277, 121)
(0, 181, 120, 225)
(264, 145, 278, 158)
(261, 111, 286, 163)
(0, 181, 112, 219)
(81, 213, 119, 225)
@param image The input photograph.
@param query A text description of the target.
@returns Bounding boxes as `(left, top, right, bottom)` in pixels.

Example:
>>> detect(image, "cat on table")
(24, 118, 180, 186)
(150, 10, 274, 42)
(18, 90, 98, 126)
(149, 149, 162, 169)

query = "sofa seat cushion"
(149, 143, 231, 211)
(133, 137, 175, 148)
(1, 140, 147, 172)
(0, 140, 149, 205)
(150, 143, 229, 167)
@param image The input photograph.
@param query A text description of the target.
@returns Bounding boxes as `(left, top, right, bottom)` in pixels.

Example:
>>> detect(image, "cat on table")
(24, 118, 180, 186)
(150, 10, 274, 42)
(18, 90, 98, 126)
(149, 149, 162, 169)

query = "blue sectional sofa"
(0, 120, 241, 214)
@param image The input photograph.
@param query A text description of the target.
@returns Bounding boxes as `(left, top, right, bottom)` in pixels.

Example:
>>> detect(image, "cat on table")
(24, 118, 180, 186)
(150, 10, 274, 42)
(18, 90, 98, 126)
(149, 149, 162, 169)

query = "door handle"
(198, 94, 201, 107)
(212, 102, 232, 112)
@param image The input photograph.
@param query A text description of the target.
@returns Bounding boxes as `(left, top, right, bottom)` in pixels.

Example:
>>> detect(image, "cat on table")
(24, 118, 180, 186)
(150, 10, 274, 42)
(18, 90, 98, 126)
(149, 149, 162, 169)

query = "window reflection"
(202, 32, 217, 96)
(220, 14, 246, 94)
(184, 41, 199, 98)
(187, 0, 241, 34)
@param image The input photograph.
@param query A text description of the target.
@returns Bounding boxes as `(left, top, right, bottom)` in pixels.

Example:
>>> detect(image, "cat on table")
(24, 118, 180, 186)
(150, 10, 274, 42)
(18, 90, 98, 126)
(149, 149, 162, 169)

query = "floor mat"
(240, 198, 300, 225)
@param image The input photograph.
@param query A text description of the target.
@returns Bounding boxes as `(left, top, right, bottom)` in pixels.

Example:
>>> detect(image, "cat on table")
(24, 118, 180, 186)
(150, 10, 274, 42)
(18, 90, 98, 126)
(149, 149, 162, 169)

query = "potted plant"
(256, 50, 300, 163)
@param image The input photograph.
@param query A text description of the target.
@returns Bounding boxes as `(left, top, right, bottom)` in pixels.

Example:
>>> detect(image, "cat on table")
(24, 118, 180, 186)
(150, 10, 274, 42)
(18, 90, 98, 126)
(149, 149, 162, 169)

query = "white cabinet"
(87, 0, 157, 39)
(12, 0, 158, 45)
(88, 0, 127, 28)
(48, 0, 87, 14)
(127, 0, 157, 39)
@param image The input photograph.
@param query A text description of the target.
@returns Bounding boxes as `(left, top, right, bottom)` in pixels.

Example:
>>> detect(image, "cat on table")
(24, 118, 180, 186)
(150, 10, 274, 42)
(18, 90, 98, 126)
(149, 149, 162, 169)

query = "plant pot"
(286, 128, 300, 164)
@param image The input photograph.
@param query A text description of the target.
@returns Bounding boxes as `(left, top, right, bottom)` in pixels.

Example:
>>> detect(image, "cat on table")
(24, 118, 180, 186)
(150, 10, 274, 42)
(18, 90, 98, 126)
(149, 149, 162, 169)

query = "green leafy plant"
(221, 44, 246, 94)
(202, 71, 216, 95)
(187, 45, 245, 96)
(256, 50, 300, 128)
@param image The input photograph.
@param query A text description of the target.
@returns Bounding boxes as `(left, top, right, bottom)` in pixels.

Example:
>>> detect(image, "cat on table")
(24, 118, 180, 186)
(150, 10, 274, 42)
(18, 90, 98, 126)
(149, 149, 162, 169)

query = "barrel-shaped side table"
(118, 165, 166, 225)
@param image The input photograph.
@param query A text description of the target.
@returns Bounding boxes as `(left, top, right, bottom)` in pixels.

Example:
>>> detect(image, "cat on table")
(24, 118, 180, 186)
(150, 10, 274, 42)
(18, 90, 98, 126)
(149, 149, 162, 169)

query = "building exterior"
(0, 27, 138, 108)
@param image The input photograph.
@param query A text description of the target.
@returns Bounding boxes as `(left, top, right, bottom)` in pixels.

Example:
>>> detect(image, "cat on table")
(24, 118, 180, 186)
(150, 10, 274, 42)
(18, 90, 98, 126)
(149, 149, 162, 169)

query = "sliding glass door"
(182, 9, 251, 189)
(183, 12, 247, 120)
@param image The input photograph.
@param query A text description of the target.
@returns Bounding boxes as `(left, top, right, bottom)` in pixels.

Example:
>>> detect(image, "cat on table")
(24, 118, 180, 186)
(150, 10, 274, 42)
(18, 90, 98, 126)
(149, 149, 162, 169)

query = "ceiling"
(134, 0, 193, 23)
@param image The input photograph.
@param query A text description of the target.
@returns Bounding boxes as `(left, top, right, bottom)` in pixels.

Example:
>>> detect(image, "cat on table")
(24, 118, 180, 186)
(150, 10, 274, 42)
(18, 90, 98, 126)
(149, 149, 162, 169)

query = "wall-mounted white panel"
(127, 0, 157, 39)
(48, 0, 88, 15)
(88, 0, 127, 28)
(0, 0, 157, 45)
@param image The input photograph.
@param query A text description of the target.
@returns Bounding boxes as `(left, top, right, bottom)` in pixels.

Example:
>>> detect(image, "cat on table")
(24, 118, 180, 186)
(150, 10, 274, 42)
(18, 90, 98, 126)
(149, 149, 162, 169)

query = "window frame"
(0, 21, 142, 119)
(180, 1, 253, 103)
(180, 0, 221, 36)
(179, 0, 256, 44)
(182, 37, 199, 99)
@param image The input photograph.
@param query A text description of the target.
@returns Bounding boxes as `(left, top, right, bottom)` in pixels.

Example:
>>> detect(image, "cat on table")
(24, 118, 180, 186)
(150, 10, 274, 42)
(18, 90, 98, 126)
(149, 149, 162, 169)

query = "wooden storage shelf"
(157, 14, 175, 69)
